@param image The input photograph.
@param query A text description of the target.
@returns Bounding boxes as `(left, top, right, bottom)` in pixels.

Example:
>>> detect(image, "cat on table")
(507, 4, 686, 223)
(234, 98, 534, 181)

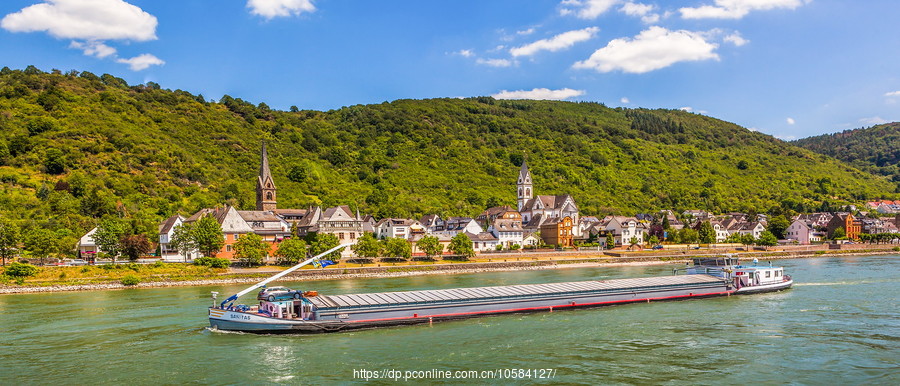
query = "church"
(515, 161, 580, 247)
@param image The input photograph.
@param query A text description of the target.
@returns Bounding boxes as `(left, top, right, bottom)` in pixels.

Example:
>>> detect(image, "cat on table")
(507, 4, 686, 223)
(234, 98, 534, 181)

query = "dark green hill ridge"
(0, 66, 895, 240)
(793, 122, 900, 184)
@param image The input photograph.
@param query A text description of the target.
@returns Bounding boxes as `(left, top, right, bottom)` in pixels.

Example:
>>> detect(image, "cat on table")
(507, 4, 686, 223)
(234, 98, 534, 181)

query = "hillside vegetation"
(793, 122, 900, 184)
(0, 66, 896, 250)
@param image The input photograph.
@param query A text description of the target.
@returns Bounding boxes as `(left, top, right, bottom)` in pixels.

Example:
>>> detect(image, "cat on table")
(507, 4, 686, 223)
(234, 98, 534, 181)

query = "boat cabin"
(733, 266, 785, 287)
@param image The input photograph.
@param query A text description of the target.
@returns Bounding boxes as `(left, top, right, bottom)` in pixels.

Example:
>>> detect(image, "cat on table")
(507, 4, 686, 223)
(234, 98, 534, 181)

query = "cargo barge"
(208, 247, 792, 334)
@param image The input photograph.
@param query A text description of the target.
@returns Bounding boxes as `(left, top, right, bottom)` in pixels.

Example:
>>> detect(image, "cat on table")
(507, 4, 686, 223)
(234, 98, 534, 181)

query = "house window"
(226, 245, 233, 252)
(350, 233, 356, 240)
(234, 234, 241, 240)
(338, 232, 345, 240)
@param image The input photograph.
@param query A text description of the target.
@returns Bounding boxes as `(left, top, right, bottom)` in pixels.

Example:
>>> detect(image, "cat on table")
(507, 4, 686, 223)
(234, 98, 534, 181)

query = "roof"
(465, 231, 498, 242)
(492, 218, 523, 232)
(158, 214, 183, 234)
(237, 211, 282, 222)
(322, 205, 356, 221)
(274, 208, 308, 216)
(419, 214, 442, 226)
(258, 141, 275, 189)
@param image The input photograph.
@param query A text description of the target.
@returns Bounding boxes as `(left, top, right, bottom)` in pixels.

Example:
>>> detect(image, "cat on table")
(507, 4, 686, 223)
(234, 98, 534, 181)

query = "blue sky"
(1, 0, 898, 139)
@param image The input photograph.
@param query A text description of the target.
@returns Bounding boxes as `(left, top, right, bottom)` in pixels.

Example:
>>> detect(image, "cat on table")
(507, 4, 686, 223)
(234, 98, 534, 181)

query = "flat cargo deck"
(308, 275, 725, 310)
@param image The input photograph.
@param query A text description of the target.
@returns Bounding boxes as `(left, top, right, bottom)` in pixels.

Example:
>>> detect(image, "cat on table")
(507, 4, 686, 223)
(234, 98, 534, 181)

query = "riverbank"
(1, 247, 897, 294)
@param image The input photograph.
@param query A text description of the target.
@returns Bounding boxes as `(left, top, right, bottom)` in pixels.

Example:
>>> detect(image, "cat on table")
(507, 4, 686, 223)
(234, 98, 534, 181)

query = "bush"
(893, 247, 900, 252)
(5, 262, 39, 278)
(151, 261, 165, 268)
(193, 256, 231, 268)
(121, 274, 140, 286)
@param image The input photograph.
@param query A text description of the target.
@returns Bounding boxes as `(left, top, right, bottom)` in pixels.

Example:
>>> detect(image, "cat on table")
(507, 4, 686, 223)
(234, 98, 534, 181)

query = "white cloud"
(247, 0, 315, 19)
(621, 97, 630, 103)
(884, 91, 900, 97)
(510, 27, 599, 57)
(679, 106, 694, 112)
(775, 134, 797, 140)
(620, 2, 660, 23)
(116, 53, 164, 71)
(724, 32, 749, 46)
(517, 28, 536, 36)
(69, 40, 116, 58)
(457, 49, 474, 57)
(573, 26, 719, 74)
(680, 0, 809, 20)
(560, 0, 620, 19)
(492, 88, 585, 100)
(859, 116, 889, 125)
(786, 117, 795, 125)
(476, 58, 513, 67)
(1, 0, 157, 41)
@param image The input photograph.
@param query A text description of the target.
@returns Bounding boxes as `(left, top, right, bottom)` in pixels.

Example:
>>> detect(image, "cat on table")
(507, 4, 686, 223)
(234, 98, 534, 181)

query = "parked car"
(60, 259, 88, 266)
(257, 286, 302, 301)
(651, 245, 664, 250)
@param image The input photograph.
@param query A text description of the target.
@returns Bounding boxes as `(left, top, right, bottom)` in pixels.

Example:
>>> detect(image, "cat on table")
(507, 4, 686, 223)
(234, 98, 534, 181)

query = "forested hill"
(793, 122, 900, 183)
(0, 66, 896, 242)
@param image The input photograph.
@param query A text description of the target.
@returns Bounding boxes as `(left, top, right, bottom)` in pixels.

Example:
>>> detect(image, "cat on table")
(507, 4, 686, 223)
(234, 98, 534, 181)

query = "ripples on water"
(1, 255, 897, 384)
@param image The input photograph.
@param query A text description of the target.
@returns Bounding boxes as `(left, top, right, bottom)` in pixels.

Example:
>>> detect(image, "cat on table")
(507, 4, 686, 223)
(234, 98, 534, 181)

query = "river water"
(1, 255, 897, 385)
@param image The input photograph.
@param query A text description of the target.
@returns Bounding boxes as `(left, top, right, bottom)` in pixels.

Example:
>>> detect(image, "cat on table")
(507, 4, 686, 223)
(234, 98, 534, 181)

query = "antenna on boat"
(211, 291, 218, 307)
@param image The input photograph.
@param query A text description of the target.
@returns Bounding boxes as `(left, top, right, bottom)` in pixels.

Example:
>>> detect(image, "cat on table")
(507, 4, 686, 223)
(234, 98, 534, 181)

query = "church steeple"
(517, 160, 532, 211)
(256, 141, 277, 211)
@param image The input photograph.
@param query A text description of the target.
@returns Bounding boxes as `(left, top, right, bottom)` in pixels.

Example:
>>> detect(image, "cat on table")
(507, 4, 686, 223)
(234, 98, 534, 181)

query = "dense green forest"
(793, 122, 900, 183)
(0, 66, 896, 251)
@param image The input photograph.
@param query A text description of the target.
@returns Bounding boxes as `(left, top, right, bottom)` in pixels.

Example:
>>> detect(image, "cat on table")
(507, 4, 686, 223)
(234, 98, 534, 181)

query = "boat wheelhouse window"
(765, 271, 771, 278)
(775, 271, 781, 277)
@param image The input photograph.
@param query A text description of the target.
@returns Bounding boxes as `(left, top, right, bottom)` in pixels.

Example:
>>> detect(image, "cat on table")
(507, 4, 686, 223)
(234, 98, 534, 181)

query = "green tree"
(275, 238, 307, 264)
(767, 215, 790, 239)
(383, 237, 411, 260)
(169, 223, 197, 262)
(740, 233, 756, 246)
(193, 216, 225, 257)
(351, 233, 382, 258)
(448, 233, 474, 259)
(233, 233, 269, 266)
(44, 148, 66, 174)
(606, 235, 615, 249)
(416, 235, 443, 259)
(832, 226, 846, 240)
(679, 228, 700, 244)
(698, 221, 716, 244)
(309, 233, 342, 261)
(648, 235, 660, 246)
(120, 234, 152, 261)
(0, 218, 21, 266)
(756, 231, 778, 249)
(24, 227, 55, 266)
(94, 218, 126, 263)
(287, 165, 307, 183)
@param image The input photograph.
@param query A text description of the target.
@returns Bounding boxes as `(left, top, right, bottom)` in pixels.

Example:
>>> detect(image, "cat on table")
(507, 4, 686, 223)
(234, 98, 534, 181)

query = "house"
(825, 213, 861, 240)
(466, 231, 499, 252)
(238, 211, 291, 243)
(183, 206, 254, 259)
(77, 227, 102, 259)
(488, 210, 524, 249)
(793, 213, 833, 229)
(728, 221, 766, 239)
(539, 216, 574, 248)
(409, 233, 452, 256)
(785, 219, 824, 244)
(440, 217, 483, 237)
(476, 205, 516, 229)
(375, 218, 423, 240)
(158, 215, 198, 262)
(709, 220, 730, 242)
(419, 214, 445, 234)
(522, 232, 541, 247)
(876, 203, 900, 214)
(515, 161, 580, 235)
(602, 216, 646, 246)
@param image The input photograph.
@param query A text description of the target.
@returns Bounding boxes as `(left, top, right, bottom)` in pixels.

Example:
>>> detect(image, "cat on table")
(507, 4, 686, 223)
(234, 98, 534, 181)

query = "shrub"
(121, 274, 140, 286)
(151, 261, 165, 268)
(5, 262, 39, 277)
(193, 256, 230, 268)
(893, 247, 900, 252)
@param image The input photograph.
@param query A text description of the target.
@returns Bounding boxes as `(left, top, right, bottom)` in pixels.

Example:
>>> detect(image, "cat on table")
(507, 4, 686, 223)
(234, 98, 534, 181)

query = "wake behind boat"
(208, 248, 792, 334)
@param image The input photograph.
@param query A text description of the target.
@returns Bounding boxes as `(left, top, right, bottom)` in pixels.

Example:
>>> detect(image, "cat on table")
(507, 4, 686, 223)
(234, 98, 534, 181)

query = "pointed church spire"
(256, 141, 277, 211)
(518, 159, 531, 183)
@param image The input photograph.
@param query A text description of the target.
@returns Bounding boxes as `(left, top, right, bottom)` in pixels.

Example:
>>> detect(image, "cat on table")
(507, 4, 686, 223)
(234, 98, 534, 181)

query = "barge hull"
(209, 275, 733, 333)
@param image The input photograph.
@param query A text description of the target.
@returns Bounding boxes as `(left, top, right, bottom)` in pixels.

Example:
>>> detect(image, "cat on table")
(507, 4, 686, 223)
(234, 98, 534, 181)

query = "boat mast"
(218, 241, 355, 308)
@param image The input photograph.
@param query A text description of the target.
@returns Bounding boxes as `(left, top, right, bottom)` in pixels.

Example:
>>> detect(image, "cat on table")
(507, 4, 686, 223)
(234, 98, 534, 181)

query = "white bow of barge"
(208, 255, 793, 334)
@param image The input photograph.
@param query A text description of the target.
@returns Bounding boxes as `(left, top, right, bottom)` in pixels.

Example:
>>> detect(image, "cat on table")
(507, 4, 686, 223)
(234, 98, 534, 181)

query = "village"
(76, 143, 900, 265)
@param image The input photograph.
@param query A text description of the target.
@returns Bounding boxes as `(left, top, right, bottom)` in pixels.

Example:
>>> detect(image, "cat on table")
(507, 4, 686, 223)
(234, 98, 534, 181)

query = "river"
(1, 255, 897, 384)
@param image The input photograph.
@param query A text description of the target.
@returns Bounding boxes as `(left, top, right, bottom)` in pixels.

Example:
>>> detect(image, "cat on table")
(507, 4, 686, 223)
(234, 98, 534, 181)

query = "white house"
(375, 218, 423, 240)
(487, 211, 524, 249)
(523, 232, 541, 247)
(158, 215, 199, 262)
(440, 217, 483, 237)
(77, 227, 102, 258)
(419, 214, 444, 234)
(466, 231, 499, 252)
(603, 217, 646, 246)
(728, 221, 766, 239)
